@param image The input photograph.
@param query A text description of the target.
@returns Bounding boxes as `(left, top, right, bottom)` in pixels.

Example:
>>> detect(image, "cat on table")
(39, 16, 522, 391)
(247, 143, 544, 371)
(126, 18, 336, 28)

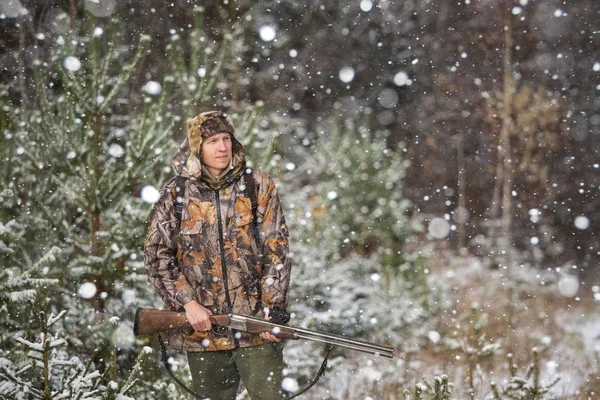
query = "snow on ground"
(293, 251, 600, 399)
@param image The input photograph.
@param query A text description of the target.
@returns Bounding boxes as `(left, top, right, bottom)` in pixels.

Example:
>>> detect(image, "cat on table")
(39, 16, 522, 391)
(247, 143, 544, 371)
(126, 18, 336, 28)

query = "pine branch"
(167, 34, 193, 101)
(47, 310, 67, 327)
(198, 33, 231, 107)
(97, 34, 151, 114)
(189, 6, 207, 74)
(0, 365, 45, 398)
(115, 346, 154, 396)
(98, 23, 119, 87)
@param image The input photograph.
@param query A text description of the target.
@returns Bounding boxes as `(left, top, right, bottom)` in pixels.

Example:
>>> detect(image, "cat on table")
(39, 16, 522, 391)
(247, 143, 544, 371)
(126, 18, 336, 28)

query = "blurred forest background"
(0, 0, 598, 399)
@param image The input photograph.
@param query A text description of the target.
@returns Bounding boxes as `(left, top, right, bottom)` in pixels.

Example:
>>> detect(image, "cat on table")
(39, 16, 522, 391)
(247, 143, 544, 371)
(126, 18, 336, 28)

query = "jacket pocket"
(234, 195, 254, 227)
(180, 198, 217, 234)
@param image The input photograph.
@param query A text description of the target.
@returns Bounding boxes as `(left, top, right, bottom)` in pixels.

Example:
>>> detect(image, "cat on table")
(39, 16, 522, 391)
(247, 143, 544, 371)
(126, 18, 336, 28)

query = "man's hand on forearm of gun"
(260, 308, 282, 342)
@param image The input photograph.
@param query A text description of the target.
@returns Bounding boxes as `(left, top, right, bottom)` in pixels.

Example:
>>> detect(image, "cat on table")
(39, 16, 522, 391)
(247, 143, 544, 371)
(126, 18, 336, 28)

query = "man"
(144, 110, 291, 399)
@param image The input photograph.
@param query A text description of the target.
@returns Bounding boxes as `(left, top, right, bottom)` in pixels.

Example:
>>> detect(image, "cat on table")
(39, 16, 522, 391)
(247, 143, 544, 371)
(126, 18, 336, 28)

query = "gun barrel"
(293, 329, 394, 358)
(295, 331, 393, 358)
(230, 314, 394, 358)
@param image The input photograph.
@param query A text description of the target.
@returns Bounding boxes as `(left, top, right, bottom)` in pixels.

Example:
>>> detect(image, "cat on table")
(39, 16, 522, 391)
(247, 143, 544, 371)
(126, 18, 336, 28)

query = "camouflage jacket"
(143, 137, 291, 352)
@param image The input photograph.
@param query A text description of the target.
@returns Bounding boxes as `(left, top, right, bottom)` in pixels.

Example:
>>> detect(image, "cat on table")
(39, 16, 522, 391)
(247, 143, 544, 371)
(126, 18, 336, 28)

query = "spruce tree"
(0, 14, 180, 399)
(277, 108, 441, 389)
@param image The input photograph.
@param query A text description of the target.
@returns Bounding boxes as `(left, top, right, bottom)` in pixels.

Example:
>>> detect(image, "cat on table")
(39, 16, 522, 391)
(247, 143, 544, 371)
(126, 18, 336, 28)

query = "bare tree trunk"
(489, 159, 503, 220)
(457, 132, 467, 251)
(18, 19, 27, 108)
(228, 0, 237, 22)
(69, 0, 77, 30)
(500, 6, 514, 265)
(488, 3, 516, 266)
(91, 113, 101, 257)
(228, 0, 239, 106)
(231, 47, 239, 107)
(88, 113, 106, 312)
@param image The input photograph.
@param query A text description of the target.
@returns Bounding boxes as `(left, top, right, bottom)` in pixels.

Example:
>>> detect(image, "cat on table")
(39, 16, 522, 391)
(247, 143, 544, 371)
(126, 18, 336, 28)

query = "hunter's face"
(201, 132, 233, 177)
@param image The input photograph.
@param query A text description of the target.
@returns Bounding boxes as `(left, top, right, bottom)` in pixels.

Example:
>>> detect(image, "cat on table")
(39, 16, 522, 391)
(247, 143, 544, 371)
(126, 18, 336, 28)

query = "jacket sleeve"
(143, 178, 197, 310)
(256, 173, 292, 311)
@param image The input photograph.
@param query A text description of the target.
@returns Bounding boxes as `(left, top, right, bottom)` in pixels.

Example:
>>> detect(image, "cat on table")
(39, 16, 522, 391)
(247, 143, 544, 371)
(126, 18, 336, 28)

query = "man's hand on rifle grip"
(260, 308, 282, 343)
(183, 301, 213, 331)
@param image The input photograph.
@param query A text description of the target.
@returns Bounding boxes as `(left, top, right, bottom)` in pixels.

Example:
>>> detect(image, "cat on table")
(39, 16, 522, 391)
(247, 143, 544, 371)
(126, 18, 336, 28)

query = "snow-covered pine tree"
(286, 106, 436, 323)
(162, 5, 271, 158)
(166, 6, 237, 120)
(0, 309, 158, 399)
(490, 347, 560, 400)
(0, 13, 181, 398)
(399, 375, 453, 400)
(297, 106, 414, 269)
(442, 304, 502, 395)
(275, 107, 442, 392)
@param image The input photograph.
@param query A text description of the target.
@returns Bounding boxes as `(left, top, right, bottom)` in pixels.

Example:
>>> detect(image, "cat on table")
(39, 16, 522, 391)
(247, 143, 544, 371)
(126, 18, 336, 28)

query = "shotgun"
(134, 308, 394, 358)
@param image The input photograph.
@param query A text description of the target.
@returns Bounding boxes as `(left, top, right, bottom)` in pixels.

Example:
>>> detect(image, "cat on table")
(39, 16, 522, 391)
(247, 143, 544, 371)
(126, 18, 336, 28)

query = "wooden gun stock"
(133, 308, 394, 358)
(133, 308, 230, 336)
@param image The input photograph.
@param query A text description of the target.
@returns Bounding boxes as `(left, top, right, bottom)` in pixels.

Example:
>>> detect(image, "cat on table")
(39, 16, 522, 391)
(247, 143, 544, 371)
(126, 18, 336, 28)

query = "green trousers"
(187, 343, 287, 400)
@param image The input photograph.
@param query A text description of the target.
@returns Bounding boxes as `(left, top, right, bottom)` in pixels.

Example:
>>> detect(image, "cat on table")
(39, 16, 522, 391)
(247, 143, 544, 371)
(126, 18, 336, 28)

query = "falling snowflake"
(259, 25, 276, 42)
(140, 185, 160, 204)
(63, 56, 82, 72)
(339, 66, 355, 83)
(143, 81, 162, 96)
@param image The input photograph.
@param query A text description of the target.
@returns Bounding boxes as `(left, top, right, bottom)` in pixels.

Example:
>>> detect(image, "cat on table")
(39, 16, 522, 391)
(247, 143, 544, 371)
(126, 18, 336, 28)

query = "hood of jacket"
(171, 110, 246, 181)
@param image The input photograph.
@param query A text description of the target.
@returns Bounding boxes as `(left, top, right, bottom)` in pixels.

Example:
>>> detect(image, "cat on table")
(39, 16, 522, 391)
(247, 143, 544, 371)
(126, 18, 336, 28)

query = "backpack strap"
(174, 175, 187, 230)
(244, 168, 259, 222)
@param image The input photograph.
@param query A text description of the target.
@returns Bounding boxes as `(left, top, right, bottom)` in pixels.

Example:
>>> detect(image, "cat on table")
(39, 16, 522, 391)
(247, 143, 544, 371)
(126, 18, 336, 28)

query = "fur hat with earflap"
(187, 111, 236, 156)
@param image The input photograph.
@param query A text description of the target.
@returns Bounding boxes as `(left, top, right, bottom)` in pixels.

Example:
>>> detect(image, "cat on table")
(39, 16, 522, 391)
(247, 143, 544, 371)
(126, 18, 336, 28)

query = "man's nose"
(216, 139, 227, 151)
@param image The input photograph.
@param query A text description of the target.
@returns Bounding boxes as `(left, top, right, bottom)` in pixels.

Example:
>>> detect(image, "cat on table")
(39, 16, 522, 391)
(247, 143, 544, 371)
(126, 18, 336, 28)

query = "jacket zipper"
(214, 189, 239, 347)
